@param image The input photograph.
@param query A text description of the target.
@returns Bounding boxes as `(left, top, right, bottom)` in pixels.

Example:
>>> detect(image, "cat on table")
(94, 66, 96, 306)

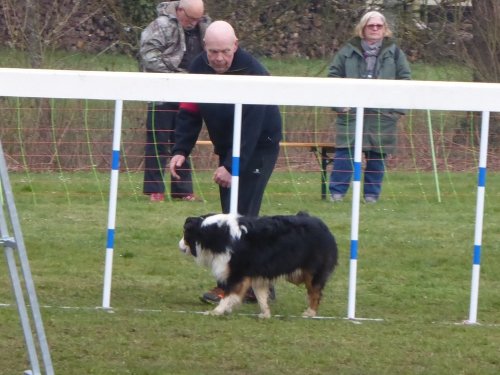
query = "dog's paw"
(258, 311, 271, 319)
(302, 308, 317, 318)
(208, 310, 224, 316)
(209, 306, 232, 316)
(208, 308, 225, 316)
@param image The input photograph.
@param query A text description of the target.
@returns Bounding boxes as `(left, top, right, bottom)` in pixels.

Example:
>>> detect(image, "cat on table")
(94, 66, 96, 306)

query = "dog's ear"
(184, 216, 204, 231)
(182, 217, 205, 257)
(200, 213, 217, 220)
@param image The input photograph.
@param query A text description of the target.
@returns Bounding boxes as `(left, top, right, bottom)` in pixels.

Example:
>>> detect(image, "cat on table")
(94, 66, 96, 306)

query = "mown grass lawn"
(1, 170, 499, 374)
(0, 48, 492, 374)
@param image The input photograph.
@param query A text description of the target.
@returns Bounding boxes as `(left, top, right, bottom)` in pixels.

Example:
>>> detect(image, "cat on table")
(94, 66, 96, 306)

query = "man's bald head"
(203, 21, 238, 74)
(204, 20, 237, 46)
(177, 0, 204, 30)
(179, 0, 204, 15)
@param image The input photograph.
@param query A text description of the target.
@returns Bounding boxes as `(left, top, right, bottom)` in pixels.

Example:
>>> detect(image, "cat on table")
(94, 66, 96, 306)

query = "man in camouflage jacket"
(139, 0, 211, 201)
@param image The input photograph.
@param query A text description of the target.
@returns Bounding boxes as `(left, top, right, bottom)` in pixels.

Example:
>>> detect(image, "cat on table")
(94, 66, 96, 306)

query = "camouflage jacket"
(138, 1, 211, 73)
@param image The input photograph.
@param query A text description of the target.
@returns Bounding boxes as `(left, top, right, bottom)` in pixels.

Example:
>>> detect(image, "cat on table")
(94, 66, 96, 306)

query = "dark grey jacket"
(138, 1, 211, 73)
(328, 37, 411, 154)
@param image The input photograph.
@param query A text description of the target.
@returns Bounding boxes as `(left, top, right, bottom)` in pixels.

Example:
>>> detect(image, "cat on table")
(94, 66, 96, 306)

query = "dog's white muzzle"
(178, 238, 189, 254)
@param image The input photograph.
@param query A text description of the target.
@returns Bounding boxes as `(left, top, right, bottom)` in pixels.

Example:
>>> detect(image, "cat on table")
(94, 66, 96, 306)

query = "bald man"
(170, 21, 282, 304)
(139, 1, 211, 202)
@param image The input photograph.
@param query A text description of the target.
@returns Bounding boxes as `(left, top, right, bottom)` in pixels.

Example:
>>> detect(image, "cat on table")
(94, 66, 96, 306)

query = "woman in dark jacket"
(328, 10, 411, 203)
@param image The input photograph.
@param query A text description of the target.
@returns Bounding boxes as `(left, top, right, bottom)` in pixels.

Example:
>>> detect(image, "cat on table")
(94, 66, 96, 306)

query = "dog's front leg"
(209, 278, 250, 316)
(209, 294, 241, 316)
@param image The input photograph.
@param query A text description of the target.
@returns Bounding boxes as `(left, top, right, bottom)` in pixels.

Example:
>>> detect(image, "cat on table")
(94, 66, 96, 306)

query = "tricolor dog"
(179, 212, 338, 318)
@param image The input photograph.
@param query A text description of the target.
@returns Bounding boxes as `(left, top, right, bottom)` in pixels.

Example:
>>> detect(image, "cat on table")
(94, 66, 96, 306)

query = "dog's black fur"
(179, 212, 338, 318)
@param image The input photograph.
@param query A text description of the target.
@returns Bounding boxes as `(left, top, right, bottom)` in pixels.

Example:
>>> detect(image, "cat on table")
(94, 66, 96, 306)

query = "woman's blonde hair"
(354, 11, 393, 38)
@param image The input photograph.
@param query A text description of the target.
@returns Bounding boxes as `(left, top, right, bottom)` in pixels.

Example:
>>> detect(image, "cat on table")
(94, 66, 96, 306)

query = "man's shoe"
(150, 193, 164, 202)
(269, 286, 276, 301)
(364, 196, 378, 204)
(330, 193, 344, 202)
(243, 288, 257, 304)
(172, 194, 198, 202)
(201, 286, 275, 304)
(200, 286, 225, 304)
(181, 194, 198, 202)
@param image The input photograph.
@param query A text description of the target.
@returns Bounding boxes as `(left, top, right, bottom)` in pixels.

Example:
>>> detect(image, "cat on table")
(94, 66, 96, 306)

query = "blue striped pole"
(347, 107, 364, 319)
(229, 103, 243, 215)
(467, 111, 490, 324)
(102, 100, 123, 309)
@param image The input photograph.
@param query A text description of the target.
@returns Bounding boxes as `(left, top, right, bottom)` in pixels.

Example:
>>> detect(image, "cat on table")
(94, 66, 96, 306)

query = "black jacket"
(172, 48, 282, 173)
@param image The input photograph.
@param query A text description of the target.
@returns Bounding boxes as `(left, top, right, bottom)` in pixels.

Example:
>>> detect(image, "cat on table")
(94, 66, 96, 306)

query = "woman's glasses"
(366, 24, 384, 30)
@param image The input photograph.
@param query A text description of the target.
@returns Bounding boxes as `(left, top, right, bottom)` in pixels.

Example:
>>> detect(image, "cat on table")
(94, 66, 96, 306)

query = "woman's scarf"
(361, 39, 382, 79)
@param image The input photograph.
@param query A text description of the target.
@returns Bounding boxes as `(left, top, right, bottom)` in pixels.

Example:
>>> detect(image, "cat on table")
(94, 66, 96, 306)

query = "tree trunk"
(25, 0, 54, 162)
(25, 0, 43, 69)
(468, 0, 499, 83)
(472, 0, 500, 147)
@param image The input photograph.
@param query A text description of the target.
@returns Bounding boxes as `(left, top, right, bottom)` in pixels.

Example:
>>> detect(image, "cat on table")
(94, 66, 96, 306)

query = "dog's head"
(178, 215, 206, 257)
(179, 213, 244, 257)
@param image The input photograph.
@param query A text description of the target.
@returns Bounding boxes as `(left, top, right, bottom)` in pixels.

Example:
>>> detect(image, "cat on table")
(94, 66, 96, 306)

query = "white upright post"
(229, 103, 243, 215)
(347, 107, 364, 320)
(102, 100, 123, 309)
(466, 111, 490, 324)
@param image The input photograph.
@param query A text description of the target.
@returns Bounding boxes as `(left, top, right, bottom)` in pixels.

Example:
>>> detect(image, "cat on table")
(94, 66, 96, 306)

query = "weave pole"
(347, 107, 364, 320)
(466, 110, 490, 324)
(229, 104, 243, 215)
(102, 100, 123, 309)
(426, 110, 442, 202)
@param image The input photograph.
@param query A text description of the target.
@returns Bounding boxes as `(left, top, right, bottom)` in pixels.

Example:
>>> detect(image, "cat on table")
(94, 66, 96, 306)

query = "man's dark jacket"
(172, 48, 282, 173)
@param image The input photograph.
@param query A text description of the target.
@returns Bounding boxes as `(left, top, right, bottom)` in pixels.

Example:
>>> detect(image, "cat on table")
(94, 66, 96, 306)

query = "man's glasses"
(366, 24, 384, 30)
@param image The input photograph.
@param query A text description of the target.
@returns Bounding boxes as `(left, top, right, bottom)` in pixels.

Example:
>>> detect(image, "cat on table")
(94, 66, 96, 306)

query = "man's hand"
(169, 154, 186, 180)
(213, 166, 231, 188)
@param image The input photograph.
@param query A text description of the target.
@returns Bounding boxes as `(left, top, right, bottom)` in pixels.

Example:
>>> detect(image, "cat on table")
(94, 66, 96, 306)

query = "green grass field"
(0, 48, 493, 374)
(1, 170, 500, 374)
(0, 47, 473, 82)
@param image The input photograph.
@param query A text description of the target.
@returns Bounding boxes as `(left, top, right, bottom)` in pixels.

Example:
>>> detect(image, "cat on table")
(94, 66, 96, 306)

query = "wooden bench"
(195, 140, 336, 200)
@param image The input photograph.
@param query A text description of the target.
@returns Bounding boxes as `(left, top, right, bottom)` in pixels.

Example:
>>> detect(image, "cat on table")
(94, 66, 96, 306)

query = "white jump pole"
(466, 110, 490, 324)
(102, 100, 123, 309)
(347, 107, 364, 320)
(229, 103, 243, 215)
